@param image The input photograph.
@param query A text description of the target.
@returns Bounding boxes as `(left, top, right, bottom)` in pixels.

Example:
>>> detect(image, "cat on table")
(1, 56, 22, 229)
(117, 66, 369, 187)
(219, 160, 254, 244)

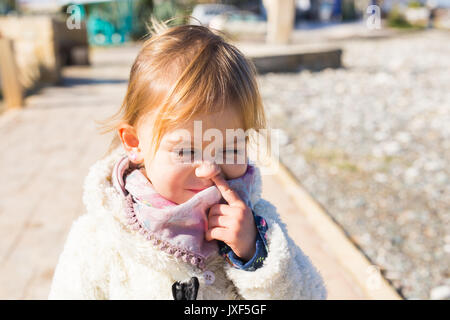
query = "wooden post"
(263, 0, 296, 44)
(0, 37, 24, 109)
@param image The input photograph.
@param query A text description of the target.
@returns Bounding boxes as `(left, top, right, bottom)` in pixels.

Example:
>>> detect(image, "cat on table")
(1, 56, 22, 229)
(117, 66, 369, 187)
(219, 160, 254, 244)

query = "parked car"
(189, 4, 238, 26)
(209, 10, 266, 41)
(209, 9, 265, 27)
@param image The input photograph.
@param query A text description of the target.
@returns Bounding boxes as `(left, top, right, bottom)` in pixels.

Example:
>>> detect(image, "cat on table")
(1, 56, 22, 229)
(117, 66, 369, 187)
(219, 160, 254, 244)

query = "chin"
(172, 193, 191, 205)
(182, 190, 201, 201)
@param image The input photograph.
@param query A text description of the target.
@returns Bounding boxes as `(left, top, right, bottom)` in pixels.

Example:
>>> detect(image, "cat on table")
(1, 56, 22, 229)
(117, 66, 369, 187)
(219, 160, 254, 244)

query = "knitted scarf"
(112, 155, 257, 271)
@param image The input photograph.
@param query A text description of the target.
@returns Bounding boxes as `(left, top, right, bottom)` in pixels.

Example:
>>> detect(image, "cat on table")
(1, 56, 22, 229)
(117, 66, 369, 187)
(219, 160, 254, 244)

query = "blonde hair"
(97, 16, 270, 162)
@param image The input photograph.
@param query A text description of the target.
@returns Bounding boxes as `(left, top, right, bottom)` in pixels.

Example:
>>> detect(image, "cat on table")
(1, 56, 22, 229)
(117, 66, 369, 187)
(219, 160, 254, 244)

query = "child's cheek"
(221, 164, 248, 180)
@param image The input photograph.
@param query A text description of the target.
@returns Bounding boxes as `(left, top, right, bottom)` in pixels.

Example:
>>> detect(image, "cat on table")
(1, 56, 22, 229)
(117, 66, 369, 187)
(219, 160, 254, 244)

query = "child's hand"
(205, 172, 257, 262)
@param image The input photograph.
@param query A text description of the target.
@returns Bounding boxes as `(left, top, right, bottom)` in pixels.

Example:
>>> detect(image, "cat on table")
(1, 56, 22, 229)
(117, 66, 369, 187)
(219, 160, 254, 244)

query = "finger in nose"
(194, 161, 221, 179)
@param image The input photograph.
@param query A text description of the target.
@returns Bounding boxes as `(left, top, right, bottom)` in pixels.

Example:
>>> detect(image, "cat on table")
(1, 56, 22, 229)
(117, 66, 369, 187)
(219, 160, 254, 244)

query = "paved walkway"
(0, 45, 398, 299)
(261, 174, 368, 299)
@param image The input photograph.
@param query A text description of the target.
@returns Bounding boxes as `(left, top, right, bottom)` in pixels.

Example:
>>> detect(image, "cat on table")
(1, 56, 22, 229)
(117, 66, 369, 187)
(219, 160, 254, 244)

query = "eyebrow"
(165, 136, 246, 147)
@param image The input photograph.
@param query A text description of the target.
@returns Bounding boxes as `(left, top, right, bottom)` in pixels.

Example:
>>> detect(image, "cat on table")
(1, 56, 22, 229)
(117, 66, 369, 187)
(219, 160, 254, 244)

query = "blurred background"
(0, 0, 448, 300)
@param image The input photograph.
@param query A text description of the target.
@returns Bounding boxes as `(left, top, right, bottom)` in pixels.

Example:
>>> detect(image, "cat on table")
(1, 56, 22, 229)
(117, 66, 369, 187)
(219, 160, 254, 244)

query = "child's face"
(128, 107, 248, 204)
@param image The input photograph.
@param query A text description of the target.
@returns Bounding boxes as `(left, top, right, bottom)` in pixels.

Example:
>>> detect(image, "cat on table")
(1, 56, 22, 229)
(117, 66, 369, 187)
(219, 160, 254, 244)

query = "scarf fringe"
(124, 194, 207, 271)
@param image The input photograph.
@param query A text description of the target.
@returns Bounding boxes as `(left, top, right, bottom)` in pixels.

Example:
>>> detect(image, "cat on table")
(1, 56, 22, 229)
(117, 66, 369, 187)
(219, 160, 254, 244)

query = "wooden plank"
(236, 42, 342, 73)
(0, 38, 23, 109)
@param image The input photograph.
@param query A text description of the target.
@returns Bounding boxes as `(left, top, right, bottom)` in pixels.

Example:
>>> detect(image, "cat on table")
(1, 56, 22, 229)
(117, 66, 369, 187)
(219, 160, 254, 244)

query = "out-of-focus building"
(17, 0, 63, 13)
(0, 0, 91, 105)
(15, 0, 137, 46)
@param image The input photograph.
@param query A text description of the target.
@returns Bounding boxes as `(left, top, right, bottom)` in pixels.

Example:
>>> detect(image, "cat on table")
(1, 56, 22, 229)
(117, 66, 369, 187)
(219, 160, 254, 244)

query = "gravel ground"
(257, 29, 450, 300)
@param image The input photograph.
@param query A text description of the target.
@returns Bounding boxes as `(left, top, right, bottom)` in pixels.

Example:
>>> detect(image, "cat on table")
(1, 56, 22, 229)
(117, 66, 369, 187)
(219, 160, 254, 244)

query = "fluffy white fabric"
(48, 146, 327, 300)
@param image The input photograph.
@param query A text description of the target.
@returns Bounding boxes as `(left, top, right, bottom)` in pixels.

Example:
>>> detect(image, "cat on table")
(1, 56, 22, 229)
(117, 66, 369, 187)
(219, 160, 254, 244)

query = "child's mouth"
(187, 188, 207, 194)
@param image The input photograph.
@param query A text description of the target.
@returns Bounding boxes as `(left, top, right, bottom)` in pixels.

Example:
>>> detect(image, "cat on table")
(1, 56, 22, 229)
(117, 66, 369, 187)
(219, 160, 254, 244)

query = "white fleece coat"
(48, 146, 327, 300)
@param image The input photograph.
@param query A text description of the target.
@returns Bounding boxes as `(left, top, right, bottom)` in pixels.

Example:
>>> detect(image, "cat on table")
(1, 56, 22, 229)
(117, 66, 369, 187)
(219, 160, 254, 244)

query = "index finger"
(211, 173, 245, 208)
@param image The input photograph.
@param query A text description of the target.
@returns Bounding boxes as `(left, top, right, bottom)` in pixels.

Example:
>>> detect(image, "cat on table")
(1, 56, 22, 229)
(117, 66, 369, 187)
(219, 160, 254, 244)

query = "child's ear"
(118, 123, 140, 150)
(118, 124, 145, 164)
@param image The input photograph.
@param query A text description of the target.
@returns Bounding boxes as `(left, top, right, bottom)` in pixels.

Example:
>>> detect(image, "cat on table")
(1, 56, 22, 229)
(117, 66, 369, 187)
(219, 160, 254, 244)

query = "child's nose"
(194, 160, 221, 180)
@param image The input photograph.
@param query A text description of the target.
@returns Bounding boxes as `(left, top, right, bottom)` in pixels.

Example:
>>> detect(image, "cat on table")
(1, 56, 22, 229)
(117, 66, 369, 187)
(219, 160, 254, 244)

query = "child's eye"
(220, 149, 243, 164)
(173, 148, 198, 162)
(176, 149, 194, 156)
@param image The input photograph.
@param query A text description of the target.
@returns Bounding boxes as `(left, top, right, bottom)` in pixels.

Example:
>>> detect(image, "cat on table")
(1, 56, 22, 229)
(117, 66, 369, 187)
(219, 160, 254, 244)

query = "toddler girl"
(48, 19, 327, 300)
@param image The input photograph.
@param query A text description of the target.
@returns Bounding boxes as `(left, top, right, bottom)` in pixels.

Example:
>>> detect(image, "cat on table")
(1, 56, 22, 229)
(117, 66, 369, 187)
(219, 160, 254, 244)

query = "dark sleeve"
(218, 211, 269, 271)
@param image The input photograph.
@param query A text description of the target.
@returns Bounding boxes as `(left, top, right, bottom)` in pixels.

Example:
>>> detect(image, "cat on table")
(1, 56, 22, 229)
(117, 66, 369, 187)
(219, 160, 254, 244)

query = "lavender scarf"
(112, 155, 257, 271)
